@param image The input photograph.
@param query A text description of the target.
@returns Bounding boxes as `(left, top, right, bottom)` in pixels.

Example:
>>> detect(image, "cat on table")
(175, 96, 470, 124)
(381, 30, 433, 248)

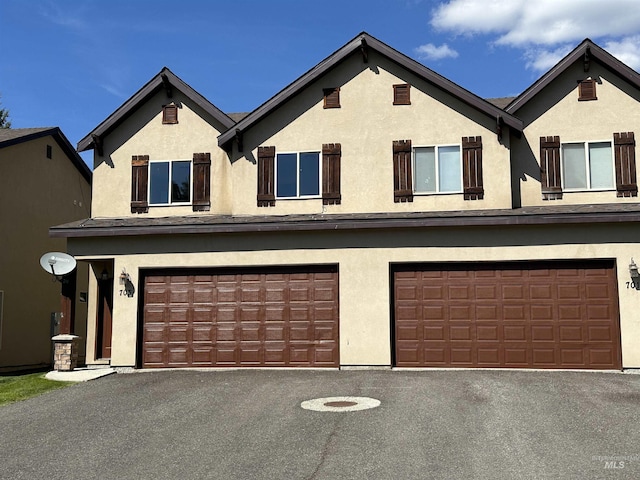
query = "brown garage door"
(141, 266, 339, 368)
(394, 261, 621, 369)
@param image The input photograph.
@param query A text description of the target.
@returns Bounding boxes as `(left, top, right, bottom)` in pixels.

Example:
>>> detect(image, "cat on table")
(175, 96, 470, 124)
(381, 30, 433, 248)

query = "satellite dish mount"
(40, 252, 77, 282)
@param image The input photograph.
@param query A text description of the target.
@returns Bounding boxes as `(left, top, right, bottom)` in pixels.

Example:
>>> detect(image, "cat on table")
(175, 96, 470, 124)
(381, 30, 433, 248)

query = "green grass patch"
(0, 372, 71, 406)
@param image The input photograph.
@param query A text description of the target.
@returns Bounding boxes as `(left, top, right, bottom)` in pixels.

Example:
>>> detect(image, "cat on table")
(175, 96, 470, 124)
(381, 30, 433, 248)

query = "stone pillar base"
(52, 334, 81, 372)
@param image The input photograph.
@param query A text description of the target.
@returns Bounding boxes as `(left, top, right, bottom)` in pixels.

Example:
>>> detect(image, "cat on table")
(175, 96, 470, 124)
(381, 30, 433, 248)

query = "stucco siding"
(69, 224, 640, 369)
(92, 89, 230, 218)
(514, 60, 640, 207)
(233, 51, 511, 216)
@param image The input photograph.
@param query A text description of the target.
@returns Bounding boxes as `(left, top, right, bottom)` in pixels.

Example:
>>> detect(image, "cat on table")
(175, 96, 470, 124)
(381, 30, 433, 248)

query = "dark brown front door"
(141, 266, 339, 368)
(96, 278, 113, 359)
(394, 261, 622, 369)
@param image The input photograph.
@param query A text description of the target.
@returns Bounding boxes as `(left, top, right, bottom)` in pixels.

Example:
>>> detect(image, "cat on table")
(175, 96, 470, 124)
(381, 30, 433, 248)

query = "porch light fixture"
(629, 258, 639, 279)
(100, 269, 109, 281)
(119, 268, 130, 285)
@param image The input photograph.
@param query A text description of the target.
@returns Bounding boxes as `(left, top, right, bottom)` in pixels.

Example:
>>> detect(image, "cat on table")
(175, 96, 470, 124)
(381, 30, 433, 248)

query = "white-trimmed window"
(149, 160, 192, 205)
(561, 141, 614, 190)
(413, 145, 462, 193)
(276, 151, 321, 198)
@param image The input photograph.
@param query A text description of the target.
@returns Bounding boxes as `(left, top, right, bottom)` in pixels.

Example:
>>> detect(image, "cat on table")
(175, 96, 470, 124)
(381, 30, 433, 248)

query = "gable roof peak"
(78, 67, 235, 152)
(218, 31, 522, 149)
(506, 37, 640, 113)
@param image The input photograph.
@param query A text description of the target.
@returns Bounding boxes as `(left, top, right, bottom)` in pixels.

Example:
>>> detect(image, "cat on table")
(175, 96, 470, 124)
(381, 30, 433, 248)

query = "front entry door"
(96, 278, 113, 359)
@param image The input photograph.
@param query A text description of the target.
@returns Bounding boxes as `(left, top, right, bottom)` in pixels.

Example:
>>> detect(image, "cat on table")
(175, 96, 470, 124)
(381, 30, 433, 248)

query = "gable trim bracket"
(584, 47, 591, 72)
(92, 134, 103, 157)
(360, 38, 369, 63)
(496, 115, 504, 141)
(161, 73, 173, 98)
(235, 129, 243, 153)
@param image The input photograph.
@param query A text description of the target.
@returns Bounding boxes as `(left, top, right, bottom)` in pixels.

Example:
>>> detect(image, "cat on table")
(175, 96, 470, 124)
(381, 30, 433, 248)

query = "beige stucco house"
(0, 127, 91, 372)
(53, 33, 640, 371)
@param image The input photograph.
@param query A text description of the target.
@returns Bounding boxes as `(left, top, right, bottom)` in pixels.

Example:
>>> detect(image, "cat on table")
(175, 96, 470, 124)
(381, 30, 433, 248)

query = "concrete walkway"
(45, 367, 115, 382)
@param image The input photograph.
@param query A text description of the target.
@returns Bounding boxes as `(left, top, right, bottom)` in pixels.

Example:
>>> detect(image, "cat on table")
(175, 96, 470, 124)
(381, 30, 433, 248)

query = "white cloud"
(429, 0, 640, 70)
(415, 43, 459, 61)
(603, 36, 640, 71)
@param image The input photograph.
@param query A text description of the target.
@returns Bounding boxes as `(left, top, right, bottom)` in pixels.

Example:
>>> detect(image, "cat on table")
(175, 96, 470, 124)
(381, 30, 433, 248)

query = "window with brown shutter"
(322, 143, 341, 205)
(131, 155, 149, 213)
(578, 79, 597, 101)
(540, 136, 562, 200)
(462, 136, 484, 200)
(393, 84, 411, 105)
(614, 132, 637, 197)
(393, 140, 413, 202)
(257, 146, 276, 207)
(323, 87, 340, 109)
(192, 152, 211, 211)
(162, 104, 178, 124)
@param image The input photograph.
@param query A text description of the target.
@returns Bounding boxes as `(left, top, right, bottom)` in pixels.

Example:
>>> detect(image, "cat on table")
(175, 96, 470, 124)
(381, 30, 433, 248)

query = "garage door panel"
(394, 261, 621, 369)
(142, 267, 338, 368)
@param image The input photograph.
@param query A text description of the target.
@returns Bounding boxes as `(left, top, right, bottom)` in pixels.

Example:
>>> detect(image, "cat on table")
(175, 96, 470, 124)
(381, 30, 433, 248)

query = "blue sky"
(3, 0, 640, 167)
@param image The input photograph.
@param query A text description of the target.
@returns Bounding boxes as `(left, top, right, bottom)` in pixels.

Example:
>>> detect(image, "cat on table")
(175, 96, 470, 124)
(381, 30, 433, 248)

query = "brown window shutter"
(578, 79, 597, 101)
(393, 84, 411, 105)
(322, 143, 341, 205)
(462, 136, 484, 200)
(131, 155, 149, 213)
(614, 132, 637, 197)
(192, 152, 211, 211)
(257, 146, 276, 207)
(162, 104, 178, 124)
(323, 87, 340, 109)
(393, 140, 413, 202)
(540, 136, 562, 200)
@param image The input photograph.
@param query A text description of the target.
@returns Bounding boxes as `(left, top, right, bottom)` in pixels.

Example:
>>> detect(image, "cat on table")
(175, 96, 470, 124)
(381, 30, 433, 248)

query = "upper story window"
(162, 104, 178, 124)
(540, 132, 636, 200)
(578, 79, 597, 101)
(393, 84, 411, 105)
(276, 152, 320, 198)
(394, 137, 483, 203)
(149, 160, 192, 205)
(414, 145, 462, 194)
(561, 141, 613, 190)
(131, 153, 211, 213)
(323, 87, 340, 109)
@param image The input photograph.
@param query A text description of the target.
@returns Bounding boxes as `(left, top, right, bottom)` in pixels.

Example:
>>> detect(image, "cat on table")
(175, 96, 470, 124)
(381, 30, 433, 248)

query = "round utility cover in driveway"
(300, 396, 380, 412)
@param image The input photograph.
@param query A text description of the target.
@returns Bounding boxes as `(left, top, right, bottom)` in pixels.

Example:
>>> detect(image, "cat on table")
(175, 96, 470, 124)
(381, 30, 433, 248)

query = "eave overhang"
(50, 204, 640, 239)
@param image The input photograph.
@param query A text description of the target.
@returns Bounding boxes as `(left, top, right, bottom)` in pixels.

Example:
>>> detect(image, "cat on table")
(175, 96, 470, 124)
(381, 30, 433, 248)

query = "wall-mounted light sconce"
(630, 258, 639, 279)
(119, 268, 131, 286)
(100, 269, 109, 281)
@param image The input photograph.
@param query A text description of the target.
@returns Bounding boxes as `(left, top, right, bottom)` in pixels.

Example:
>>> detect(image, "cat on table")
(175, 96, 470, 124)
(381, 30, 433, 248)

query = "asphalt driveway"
(0, 369, 638, 479)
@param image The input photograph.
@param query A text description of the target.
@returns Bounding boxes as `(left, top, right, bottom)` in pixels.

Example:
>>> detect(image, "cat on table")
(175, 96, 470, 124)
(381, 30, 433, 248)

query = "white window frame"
(148, 159, 193, 206)
(561, 140, 615, 192)
(413, 144, 463, 194)
(275, 151, 322, 199)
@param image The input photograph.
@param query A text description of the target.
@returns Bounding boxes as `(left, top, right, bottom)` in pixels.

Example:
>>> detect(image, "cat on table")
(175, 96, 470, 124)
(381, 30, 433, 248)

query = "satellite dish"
(40, 252, 77, 277)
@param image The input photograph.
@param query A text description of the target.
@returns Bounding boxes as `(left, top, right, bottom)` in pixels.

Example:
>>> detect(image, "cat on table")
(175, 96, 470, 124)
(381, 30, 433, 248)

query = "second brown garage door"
(141, 266, 339, 368)
(394, 261, 621, 369)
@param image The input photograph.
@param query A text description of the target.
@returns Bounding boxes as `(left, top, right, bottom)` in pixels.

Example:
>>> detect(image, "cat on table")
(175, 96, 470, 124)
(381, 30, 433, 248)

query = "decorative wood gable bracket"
(360, 37, 368, 63)
(584, 46, 591, 72)
(235, 129, 243, 153)
(92, 134, 103, 157)
(161, 73, 173, 98)
(496, 115, 504, 142)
